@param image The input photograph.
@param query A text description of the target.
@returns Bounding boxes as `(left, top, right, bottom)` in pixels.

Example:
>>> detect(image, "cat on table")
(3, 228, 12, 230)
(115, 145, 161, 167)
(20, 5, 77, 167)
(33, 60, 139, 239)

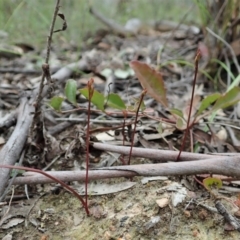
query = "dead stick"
(11, 156, 240, 185)
(215, 200, 240, 231)
(0, 96, 34, 194)
(12, 170, 135, 185)
(92, 142, 236, 161)
(0, 0, 61, 197)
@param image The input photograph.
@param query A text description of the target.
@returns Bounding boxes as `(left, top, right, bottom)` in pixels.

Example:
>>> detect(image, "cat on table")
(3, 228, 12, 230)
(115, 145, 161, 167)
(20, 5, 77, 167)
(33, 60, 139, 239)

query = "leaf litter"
(1, 2, 240, 239)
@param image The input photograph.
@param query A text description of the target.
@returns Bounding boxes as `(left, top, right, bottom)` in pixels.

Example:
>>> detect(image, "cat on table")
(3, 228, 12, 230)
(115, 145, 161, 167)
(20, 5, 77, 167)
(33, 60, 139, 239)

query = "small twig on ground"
(56, 118, 143, 125)
(10, 155, 240, 185)
(0, 149, 26, 202)
(0, 164, 87, 212)
(215, 200, 240, 231)
(92, 142, 233, 161)
(0, 0, 66, 199)
(48, 121, 79, 135)
(0, 95, 34, 196)
(188, 200, 218, 213)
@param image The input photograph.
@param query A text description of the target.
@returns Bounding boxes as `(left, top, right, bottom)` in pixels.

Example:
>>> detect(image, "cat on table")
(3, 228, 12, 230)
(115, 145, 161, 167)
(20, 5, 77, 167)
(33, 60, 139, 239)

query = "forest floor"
(1, 3, 240, 239)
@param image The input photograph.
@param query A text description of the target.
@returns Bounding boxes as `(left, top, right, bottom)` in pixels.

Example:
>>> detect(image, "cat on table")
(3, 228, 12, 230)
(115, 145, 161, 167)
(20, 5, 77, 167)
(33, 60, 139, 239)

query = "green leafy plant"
(65, 79, 77, 105)
(203, 177, 222, 191)
(129, 59, 240, 130)
(50, 79, 130, 112)
(48, 49, 240, 215)
(50, 55, 240, 153)
(130, 60, 168, 108)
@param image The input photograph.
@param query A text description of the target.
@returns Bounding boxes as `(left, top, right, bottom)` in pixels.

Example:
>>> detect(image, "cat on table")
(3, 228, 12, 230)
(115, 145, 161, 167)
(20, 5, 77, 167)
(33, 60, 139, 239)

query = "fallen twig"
(92, 142, 238, 161)
(215, 200, 240, 232)
(0, 0, 66, 197)
(10, 155, 240, 185)
(0, 95, 34, 195)
(12, 169, 135, 185)
(0, 164, 88, 213)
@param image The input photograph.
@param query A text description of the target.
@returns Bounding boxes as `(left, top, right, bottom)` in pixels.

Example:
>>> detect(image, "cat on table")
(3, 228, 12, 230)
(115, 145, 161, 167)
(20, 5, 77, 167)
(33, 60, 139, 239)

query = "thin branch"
(31, 0, 61, 136)
(0, 164, 87, 212)
(92, 142, 239, 161)
(215, 200, 240, 231)
(46, 0, 60, 64)
(0, 0, 62, 198)
(0, 95, 34, 195)
(10, 155, 240, 185)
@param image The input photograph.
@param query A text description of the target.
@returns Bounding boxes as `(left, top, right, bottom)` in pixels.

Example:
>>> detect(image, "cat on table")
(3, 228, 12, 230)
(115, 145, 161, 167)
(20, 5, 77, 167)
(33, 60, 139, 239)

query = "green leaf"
(49, 96, 64, 111)
(212, 87, 240, 112)
(196, 93, 221, 116)
(203, 177, 222, 190)
(130, 61, 168, 107)
(65, 79, 77, 104)
(79, 88, 105, 111)
(170, 108, 184, 119)
(106, 93, 126, 110)
(228, 74, 240, 92)
(176, 117, 185, 130)
(211, 59, 235, 82)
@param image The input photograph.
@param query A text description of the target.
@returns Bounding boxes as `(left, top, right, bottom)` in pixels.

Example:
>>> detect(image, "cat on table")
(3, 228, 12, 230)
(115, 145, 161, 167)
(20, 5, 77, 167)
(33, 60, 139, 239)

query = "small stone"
(234, 210, 240, 218)
(156, 198, 169, 208)
(184, 210, 191, 218)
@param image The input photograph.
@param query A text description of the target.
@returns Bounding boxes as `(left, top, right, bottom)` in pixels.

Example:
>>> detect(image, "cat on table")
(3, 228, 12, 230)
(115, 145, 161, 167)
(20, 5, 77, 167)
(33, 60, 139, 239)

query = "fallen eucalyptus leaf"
(77, 182, 136, 195)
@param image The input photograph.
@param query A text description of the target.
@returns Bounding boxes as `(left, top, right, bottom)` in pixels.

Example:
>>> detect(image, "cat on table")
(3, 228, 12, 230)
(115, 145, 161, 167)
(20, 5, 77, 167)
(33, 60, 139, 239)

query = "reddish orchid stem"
(0, 164, 89, 214)
(128, 90, 147, 165)
(176, 50, 201, 161)
(85, 78, 94, 215)
(119, 111, 128, 165)
(122, 111, 127, 147)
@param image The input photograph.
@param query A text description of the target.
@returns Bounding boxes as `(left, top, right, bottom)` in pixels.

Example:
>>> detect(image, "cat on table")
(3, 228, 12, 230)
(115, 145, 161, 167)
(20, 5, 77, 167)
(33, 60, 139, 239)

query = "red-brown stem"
(119, 111, 128, 165)
(193, 175, 204, 187)
(0, 164, 88, 214)
(176, 51, 201, 161)
(85, 79, 94, 215)
(122, 111, 127, 146)
(128, 90, 147, 165)
(193, 175, 218, 198)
